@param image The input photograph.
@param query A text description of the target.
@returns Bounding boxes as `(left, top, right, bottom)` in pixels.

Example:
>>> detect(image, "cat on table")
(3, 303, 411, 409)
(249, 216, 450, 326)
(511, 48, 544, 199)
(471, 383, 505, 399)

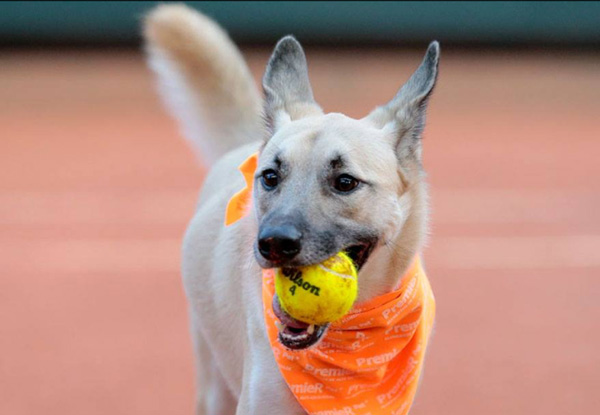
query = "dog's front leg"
(236, 335, 305, 415)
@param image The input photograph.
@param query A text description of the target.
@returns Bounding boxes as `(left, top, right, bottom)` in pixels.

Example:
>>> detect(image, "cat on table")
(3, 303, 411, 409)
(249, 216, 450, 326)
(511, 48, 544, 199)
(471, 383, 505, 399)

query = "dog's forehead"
(263, 113, 391, 168)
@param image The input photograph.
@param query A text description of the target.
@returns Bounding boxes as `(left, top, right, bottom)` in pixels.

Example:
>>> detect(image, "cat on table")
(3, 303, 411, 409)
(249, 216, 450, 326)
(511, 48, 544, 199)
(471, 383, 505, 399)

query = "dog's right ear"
(365, 41, 440, 162)
(262, 36, 323, 135)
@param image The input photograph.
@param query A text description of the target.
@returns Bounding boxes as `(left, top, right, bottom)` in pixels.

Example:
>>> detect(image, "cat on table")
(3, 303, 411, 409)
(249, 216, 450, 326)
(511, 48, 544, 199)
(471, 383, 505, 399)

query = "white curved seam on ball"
(316, 264, 355, 280)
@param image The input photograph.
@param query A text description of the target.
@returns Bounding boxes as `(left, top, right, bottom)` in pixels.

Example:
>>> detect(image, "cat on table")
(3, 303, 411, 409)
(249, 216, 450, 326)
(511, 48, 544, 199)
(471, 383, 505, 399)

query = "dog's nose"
(258, 225, 302, 263)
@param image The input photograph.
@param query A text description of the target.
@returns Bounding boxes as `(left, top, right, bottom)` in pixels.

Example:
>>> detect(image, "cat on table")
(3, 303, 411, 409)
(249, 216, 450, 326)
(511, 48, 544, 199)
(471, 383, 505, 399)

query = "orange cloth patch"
(263, 259, 435, 415)
(224, 152, 258, 226)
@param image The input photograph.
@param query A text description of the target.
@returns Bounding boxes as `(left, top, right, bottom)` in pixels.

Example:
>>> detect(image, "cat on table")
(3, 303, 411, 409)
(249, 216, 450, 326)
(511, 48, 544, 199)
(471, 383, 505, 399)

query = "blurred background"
(1, 2, 599, 414)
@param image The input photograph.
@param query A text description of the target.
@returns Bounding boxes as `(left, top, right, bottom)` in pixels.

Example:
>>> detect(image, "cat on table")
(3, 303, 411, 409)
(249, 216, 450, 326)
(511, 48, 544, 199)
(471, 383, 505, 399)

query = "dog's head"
(253, 37, 439, 348)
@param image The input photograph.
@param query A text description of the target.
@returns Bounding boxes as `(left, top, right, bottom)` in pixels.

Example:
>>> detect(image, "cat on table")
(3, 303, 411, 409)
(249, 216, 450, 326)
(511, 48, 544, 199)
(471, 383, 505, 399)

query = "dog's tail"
(143, 4, 263, 166)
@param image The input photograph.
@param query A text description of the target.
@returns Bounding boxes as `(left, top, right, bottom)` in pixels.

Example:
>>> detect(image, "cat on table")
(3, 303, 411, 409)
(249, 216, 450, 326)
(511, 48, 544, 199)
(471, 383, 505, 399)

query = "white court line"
(0, 190, 196, 225)
(0, 238, 181, 275)
(431, 189, 599, 224)
(431, 235, 600, 270)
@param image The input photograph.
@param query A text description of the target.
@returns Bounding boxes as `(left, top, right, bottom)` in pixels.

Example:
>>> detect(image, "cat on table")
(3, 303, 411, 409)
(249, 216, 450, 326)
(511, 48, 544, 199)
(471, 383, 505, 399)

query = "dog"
(144, 5, 439, 415)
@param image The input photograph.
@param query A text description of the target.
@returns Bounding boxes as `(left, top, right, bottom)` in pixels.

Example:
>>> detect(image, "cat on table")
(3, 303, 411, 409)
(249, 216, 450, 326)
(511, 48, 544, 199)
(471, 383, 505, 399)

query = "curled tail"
(143, 4, 263, 166)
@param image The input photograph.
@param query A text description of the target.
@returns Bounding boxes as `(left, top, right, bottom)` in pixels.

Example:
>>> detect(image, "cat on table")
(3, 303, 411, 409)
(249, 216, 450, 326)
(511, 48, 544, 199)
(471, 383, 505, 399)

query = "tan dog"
(144, 4, 439, 414)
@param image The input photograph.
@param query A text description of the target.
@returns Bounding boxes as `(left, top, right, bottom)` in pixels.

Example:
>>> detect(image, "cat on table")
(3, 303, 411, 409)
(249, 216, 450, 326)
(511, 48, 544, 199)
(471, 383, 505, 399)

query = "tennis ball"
(275, 252, 358, 325)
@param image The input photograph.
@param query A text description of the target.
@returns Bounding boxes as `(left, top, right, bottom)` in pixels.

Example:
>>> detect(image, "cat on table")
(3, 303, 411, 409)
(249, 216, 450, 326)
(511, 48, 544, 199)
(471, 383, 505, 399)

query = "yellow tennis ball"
(275, 252, 358, 325)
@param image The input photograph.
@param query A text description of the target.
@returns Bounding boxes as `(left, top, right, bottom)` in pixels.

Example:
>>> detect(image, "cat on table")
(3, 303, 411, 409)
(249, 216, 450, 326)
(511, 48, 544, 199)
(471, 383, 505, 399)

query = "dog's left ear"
(263, 36, 323, 135)
(366, 41, 440, 161)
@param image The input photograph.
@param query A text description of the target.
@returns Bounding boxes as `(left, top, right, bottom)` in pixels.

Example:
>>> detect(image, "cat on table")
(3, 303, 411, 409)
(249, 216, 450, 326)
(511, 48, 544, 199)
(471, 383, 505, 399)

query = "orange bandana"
(263, 260, 435, 415)
(227, 153, 436, 415)
(224, 152, 258, 226)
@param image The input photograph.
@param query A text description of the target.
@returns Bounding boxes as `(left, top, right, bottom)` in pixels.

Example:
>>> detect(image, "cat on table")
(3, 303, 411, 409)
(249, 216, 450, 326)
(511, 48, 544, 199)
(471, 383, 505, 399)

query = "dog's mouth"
(345, 240, 376, 271)
(272, 294, 329, 350)
(272, 240, 376, 350)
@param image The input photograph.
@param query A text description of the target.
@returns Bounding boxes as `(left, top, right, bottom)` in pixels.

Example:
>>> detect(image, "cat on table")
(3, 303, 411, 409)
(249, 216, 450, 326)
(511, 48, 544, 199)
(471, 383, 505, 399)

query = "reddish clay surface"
(1, 49, 598, 414)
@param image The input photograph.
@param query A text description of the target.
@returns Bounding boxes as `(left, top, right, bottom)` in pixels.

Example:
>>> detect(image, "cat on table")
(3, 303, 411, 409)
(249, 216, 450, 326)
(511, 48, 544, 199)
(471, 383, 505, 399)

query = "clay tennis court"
(1, 48, 598, 414)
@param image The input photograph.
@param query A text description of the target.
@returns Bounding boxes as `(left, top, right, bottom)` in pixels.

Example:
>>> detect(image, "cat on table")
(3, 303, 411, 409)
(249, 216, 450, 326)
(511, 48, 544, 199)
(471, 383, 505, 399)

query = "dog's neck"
(356, 178, 428, 303)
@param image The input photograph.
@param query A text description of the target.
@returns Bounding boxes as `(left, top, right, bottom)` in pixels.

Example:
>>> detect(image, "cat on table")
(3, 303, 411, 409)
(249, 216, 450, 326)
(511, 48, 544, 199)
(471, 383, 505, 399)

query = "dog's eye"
(334, 174, 360, 193)
(261, 169, 279, 190)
